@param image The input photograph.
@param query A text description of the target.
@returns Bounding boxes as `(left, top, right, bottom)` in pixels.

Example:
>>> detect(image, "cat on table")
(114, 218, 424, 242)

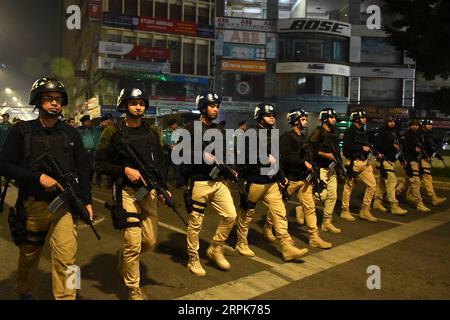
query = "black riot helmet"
(254, 103, 276, 122)
(287, 108, 307, 126)
(29, 77, 68, 106)
(384, 114, 395, 123)
(117, 87, 149, 113)
(319, 107, 337, 122)
(350, 109, 367, 122)
(420, 118, 433, 126)
(195, 91, 221, 114)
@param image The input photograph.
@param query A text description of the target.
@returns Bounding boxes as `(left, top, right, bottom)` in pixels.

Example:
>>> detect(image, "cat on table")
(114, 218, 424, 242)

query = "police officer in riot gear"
(95, 86, 168, 300)
(182, 91, 237, 277)
(236, 104, 310, 260)
(0, 77, 93, 300)
(418, 119, 447, 206)
(309, 107, 342, 233)
(279, 108, 332, 248)
(341, 109, 378, 222)
(371, 115, 408, 215)
(399, 119, 431, 212)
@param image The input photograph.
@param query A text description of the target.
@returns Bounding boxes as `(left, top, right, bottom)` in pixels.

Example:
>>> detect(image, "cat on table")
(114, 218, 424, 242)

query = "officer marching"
(309, 107, 343, 234)
(0, 77, 94, 300)
(371, 115, 408, 215)
(418, 119, 447, 206)
(182, 91, 237, 277)
(341, 109, 378, 222)
(399, 119, 432, 212)
(235, 104, 310, 260)
(95, 87, 168, 300)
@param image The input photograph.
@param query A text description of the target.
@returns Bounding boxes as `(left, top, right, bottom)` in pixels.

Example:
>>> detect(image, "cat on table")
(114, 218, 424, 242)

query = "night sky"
(0, 0, 61, 105)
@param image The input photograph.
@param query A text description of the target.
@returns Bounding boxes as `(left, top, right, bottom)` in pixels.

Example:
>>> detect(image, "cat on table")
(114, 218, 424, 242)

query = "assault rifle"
(42, 152, 101, 240)
(116, 138, 188, 226)
(304, 145, 326, 202)
(421, 134, 447, 168)
(203, 141, 249, 198)
(324, 134, 347, 179)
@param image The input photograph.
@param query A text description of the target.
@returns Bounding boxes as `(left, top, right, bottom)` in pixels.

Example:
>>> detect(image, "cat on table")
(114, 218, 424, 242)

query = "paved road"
(0, 181, 449, 300)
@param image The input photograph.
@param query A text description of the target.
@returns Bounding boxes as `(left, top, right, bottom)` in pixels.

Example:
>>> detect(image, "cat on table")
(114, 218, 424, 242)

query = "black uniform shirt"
(0, 119, 92, 205)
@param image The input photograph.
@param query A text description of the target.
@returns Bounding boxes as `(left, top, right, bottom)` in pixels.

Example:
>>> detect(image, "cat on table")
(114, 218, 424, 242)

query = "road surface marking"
(176, 209, 450, 300)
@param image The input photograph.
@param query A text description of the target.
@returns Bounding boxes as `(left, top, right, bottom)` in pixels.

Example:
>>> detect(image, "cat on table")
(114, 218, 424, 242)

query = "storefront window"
(184, 4, 196, 22)
(223, 73, 265, 99)
(108, 0, 122, 14)
(196, 44, 208, 75)
(183, 42, 195, 74)
(279, 34, 349, 63)
(169, 39, 181, 73)
(155, 1, 167, 19)
(124, 0, 138, 15)
(361, 37, 402, 65)
(123, 36, 136, 44)
(170, 2, 182, 20)
(278, 74, 348, 97)
(360, 78, 402, 106)
(198, 6, 210, 24)
(140, 0, 153, 16)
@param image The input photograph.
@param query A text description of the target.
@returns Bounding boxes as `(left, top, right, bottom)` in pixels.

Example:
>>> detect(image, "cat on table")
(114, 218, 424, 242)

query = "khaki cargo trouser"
(341, 159, 376, 210)
(420, 159, 437, 197)
(17, 199, 78, 300)
(117, 187, 158, 289)
(187, 181, 237, 258)
(401, 161, 423, 204)
(237, 182, 292, 244)
(373, 160, 399, 204)
(317, 168, 338, 219)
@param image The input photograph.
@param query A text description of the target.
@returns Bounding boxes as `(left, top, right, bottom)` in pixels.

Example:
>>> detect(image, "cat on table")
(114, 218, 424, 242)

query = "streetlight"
(5, 88, 12, 95)
(12, 96, 18, 102)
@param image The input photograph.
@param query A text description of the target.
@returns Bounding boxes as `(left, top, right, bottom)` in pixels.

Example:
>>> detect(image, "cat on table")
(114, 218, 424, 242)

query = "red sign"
(128, 46, 170, 60)
(139, 17, 197, 36)
(88, 0, 102, 22)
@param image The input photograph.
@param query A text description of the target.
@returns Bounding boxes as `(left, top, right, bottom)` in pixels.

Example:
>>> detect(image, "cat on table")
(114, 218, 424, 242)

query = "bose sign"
(278, 19, 351, 37)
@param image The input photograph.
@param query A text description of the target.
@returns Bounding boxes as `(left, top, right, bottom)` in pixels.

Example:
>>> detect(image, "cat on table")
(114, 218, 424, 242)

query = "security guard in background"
(371, 115, 408, 215)
(182, 91, 237, 277)
(418, 119, 447, 206)
(95, 87, 167, 300)
(400, 119, 431, 212)
(309, 107, 342, 234)
(0, 77, 93, 300)
(341, 109, 378, 222)
(236, 104, 310, 260)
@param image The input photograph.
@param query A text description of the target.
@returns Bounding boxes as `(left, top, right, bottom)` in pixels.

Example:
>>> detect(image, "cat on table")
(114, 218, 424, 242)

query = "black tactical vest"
(19, 120, 76, 175)
(113, 121, 162, 169)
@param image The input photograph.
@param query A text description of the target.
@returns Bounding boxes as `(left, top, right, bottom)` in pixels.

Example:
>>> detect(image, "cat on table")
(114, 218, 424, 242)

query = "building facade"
(63, 0, 215, 121)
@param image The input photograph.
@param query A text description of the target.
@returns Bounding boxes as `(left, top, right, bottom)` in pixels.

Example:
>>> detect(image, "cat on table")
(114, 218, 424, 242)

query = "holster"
(239, 182, 256, 210)
(345, 159, 357, 179)
(404, 163, 414, 178)
(8, 200, 47, 247)
(105, 179, 141, 230)
(8, 203, 27, 246)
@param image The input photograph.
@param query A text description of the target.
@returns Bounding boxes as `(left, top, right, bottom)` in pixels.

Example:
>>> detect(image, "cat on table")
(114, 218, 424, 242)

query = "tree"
(383, 0, 450, 80)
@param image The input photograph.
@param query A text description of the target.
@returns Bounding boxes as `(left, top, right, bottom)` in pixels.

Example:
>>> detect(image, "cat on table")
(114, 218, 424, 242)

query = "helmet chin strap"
(126, 110, 144, 119)
(37, 105, 61, 118)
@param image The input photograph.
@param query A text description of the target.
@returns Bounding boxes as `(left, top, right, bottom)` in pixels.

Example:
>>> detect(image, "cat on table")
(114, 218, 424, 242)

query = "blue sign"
(103, 12, 139, 29)
(171, 76, 209, 85)
(197, 23, 214, 38)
